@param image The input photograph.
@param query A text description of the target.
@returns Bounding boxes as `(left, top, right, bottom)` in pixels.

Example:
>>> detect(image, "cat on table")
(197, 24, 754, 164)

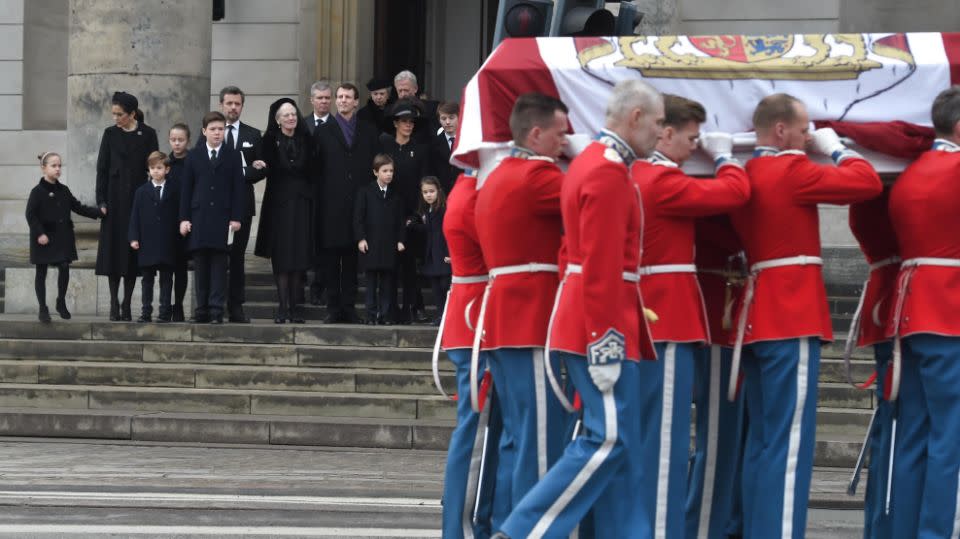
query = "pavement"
(0, 438, 867, 538)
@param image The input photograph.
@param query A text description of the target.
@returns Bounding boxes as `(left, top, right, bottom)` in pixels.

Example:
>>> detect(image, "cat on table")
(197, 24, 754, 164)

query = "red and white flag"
(453, 33, 960, 172)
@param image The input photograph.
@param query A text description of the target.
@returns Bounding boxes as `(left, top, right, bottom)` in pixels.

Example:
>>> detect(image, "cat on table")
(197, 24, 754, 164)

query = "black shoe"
(342, 311, 361, 324)
(190, 314, 210, 324)
(381, 318, 394, 326)
(228, 308, 250, 323)
(413, 310, 430, 324)
(322, 312, 342, 324)
(274, 312, 287, 324)
(38, 306, 51, 323)
(287, 313, 306, 324)
(137, 315, 152, 323)
(209, 316, 223, 325)
(109, 301, 120, 321)
(171, 304, 185, 322)
(120, 304, 132, 322)
(55, 298, 71, 320)
(156, 315, 171, 323)
(364, 316, 377, 325)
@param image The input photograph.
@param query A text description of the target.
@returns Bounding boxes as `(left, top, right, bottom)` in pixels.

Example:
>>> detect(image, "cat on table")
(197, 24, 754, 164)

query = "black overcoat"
(94, 123, 159, 275)
(417, 207, 450, 277)
(315, 116, 382, 249)
(248, 131, 317, 265)
(379, 134, 430, 217)
(178, 144, 246, 252)
(25, 179, 100, 265)
(197, 122, 261, 217)
(128, 181, 181, 267)
(354, 181, 407, 271)
(429, 132, 462, 194)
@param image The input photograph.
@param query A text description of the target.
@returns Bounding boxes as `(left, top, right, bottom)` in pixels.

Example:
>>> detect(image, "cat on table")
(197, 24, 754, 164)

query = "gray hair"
(310, 80, 332, 96)
(605, 79, 662, 123)
(394, 70, 418, 88)
(932, 85, 960, 136)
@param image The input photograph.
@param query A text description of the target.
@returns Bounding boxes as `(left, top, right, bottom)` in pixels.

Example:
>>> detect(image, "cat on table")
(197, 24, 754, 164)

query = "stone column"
(634, 0, 681, 36)
(67, 0, 213, 204)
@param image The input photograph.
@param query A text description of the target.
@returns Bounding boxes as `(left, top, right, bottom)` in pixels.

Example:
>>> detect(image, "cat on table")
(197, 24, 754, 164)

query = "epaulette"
(648, 150, 678, 168)
(596, 129, 638, 166)
(510, 146, 556, 163)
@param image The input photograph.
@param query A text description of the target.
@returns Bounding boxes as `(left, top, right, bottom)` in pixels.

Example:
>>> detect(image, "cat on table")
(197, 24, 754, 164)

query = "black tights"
(107, 274, 137, 307)
(174, 265, 188, 307)
(35, 262, 69, 306)
(274, 270, 303, 314)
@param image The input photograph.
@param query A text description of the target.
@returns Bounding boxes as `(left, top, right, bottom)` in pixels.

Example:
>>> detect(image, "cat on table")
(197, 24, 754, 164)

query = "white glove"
(563, 134, 593, 159)
(589, 362, 622, 393)
(810, 127, 845, 156)
(699, 132, 734, 161)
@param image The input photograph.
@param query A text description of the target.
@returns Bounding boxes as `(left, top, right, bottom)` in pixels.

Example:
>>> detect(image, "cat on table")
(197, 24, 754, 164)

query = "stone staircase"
(0, 274, 879, 469)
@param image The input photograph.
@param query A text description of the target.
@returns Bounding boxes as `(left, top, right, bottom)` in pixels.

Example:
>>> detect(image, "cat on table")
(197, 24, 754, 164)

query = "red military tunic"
(731, 148, 882, 344)
(888, 141, 960, 339)
(474, 151, 563, 350)
(848, 188, 900, 347)
(695, 215, 746, 347)
(633, 152, 750, 343)
(550, 133, 657, 362)
(441, 173, 488, 350)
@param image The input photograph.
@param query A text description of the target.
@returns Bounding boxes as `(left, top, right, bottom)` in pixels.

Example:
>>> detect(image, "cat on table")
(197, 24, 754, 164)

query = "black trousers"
(365, 270, 396, 321)
(193, 249, 228, 319)
(227, 216, 252, 316)
(429, 275, 450, 320)
(141, 265, 174, 318)
(321, 246, 358, 317)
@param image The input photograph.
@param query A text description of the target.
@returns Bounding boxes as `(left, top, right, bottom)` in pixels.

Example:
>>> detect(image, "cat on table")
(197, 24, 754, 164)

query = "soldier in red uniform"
(630, 94, 750, 539)
(846, 187, 899, 539)
(494, 80, 663, 539)
(886, 86, 960, 539)
(729, 93, 881, 538)
(473, 93, 570, 516)
(688, 215, 749, 539)
(436, 169, 509, 537)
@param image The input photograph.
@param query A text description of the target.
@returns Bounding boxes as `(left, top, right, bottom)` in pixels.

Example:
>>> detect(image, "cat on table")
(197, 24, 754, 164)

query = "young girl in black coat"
(166, 123, 191, 321)
(415, 176, 450, 326)
(25, 152, 101, 322)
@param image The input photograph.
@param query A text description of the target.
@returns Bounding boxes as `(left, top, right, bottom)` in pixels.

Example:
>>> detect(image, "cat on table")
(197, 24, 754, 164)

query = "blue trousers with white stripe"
(686, 345, 745, 539)
(500, 353, 646, 538)
(740, 337, 820, 539)
(889, 334, 960, 539)
(442, 349, 510, 539)
(636, 342, 695, 539)
(863, 342, 893, 539)
(487, 348, 567, 512)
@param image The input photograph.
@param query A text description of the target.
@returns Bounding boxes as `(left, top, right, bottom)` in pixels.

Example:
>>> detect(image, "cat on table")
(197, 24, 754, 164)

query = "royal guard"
(845, 185, 900, 539)
(472, 93, 570, 515)
(630, 94, 751, 539)
(729, 93, 881, 538)
(886, 86, 960, 539)
(435, 169, 509, 537)
(689, 215, 749, 539)
(494, 80, 662, 539)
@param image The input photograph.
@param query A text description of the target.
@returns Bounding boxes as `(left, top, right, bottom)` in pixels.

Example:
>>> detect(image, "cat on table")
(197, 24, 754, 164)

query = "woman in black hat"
(358, 77, 395, 135)
(379, 98, 430, 324)
(94, 91, 159, 321)
(248, 98, 318, 323)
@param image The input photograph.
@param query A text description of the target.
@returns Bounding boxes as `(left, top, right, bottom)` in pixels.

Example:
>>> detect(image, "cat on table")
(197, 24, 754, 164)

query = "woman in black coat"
(25, 152, 101, 322)
(94, 91, 159, 321)
(249, 98, 318, 324)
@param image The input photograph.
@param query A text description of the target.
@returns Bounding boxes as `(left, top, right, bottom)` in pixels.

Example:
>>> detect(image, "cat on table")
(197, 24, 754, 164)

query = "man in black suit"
(196, 86, 262, 323)
(315, 82, 382, 323)
(393, 70, 441, 144)
(180, 111, 246, 324)
(429, 100, 462, 194)
(304, 80, 333, 305)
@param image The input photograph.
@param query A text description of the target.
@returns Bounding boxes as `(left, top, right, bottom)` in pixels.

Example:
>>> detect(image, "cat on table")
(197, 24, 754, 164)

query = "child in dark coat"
(415, 176, 451, 326)
(166, 123, 191, 321)
(354, 154, 406, 325)
(129, 151, 181, 322)
(25, 152, 102, 322)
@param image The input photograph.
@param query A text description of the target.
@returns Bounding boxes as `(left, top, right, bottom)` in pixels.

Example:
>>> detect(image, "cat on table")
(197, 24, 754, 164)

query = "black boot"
(120, 302, 132, 322)
(55, 298, 71, 320)
(109, 300, 120, 321)
(38, 305, 51, 323)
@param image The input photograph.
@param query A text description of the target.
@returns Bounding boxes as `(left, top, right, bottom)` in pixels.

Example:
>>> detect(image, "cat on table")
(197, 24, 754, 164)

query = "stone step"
(244, 302, 438, 322)
(0, 383, 457, 420)
(819, 382, 874, 410)
(0, 360, 457, 395)
(819, 358, 877, 384)
(244, 284, 439, 305)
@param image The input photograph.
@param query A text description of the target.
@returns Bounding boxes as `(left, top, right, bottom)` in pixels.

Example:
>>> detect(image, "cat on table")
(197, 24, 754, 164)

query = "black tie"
(381, 188, 387, 199)
(226, 125, 235, 149)
(315, 118, 321, 128)
(155, 185, 162, 199)
(210, 149, 217, 161)
(449, 136, 455, 150)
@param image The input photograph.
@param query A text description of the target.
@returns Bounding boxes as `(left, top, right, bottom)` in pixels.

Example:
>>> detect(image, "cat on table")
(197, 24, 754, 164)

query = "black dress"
(25, 179, 100, 265)
(94, 123, 159, 276)
(249, 132, 317, 272)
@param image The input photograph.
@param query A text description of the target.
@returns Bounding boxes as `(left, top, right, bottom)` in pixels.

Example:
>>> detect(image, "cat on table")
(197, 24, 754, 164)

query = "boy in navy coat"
(129, 151, 180, 322)
(178, 111, 246, 324)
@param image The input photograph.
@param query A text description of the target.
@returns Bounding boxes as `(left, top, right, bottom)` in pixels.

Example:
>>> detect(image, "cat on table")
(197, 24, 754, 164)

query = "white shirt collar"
(206, 142, 222, 154)
(151, 179, 166, 188)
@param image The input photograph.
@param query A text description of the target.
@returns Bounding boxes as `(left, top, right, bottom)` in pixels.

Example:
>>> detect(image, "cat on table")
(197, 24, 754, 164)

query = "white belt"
(432, 273, 490, 399)
(889, 257, 960, 402)
(638, 263, 697, 276)
(842, 257, 901, 389)
(728, 255, 824, 402)
(469, 263, 560, 413)
(451, 274, 490, 285)
(566, 263, 640, 283)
